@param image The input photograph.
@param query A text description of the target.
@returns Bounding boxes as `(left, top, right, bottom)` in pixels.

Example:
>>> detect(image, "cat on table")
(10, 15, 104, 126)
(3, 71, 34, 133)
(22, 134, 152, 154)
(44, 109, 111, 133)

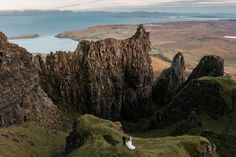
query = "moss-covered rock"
(150, 76, 236, 157)
(151, 76, 236, 129)
(65, 114, 217, 157)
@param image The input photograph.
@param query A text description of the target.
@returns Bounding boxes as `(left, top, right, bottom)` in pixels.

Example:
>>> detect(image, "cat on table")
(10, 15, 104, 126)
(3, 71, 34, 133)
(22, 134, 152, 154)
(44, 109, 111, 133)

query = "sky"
(0, 0, 236, 11)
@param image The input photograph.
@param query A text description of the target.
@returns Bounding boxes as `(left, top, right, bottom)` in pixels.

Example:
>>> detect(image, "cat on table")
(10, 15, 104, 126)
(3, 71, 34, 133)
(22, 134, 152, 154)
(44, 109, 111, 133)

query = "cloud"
(0, 0, 235, 10)
(0, 0, 191, 10)
(161, 0, 236, 6)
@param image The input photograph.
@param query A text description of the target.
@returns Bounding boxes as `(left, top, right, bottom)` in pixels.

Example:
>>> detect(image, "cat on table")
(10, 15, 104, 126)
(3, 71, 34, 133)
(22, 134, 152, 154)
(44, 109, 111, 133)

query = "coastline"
(8, 34, 40, 40)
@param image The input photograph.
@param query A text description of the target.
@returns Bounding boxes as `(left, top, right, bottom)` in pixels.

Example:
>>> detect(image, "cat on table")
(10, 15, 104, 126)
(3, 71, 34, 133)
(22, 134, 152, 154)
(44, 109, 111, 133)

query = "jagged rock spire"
(152, 52, 186, 106)
(132, 24, 150, 39)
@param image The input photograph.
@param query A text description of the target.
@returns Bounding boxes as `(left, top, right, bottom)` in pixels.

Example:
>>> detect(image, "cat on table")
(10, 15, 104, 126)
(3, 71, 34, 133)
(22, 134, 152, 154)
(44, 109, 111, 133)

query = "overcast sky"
(0, 0, 235, 11)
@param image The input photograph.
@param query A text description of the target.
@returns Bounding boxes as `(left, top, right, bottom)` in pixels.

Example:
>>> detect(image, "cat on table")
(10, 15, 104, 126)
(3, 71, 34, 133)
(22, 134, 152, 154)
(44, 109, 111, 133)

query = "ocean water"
(9, 36, 78, 53)
(0, 12, 235, 53)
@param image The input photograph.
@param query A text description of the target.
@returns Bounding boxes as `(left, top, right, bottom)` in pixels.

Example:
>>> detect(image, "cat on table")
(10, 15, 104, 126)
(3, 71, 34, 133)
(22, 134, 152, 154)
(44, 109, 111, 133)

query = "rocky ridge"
(35, 24, 154, 121)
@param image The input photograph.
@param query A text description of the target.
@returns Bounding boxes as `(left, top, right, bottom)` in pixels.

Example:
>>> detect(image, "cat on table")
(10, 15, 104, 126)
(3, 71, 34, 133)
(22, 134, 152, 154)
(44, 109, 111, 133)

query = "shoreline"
(8, 34, 40, 40)
(56, 19, 235, 41)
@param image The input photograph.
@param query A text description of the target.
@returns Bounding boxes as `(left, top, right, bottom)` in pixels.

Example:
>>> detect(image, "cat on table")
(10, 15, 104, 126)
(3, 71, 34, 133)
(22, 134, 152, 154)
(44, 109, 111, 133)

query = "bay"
(0, 11, 235, 53)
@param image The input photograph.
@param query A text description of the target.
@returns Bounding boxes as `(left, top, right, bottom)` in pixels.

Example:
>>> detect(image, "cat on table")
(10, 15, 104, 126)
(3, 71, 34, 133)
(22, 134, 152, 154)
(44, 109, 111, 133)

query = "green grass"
(0, 122, 68, 157)
(67, 114, 217, 157)
(195, 77, 236, 136)
(197, 76, 236, 111)
(199, 113, 236, 136)
(0, 114, 219, 157)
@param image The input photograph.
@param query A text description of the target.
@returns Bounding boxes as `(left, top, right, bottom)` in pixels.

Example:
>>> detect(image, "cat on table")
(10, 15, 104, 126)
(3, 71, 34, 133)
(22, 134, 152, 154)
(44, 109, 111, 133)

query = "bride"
(125, 136, 135, 150)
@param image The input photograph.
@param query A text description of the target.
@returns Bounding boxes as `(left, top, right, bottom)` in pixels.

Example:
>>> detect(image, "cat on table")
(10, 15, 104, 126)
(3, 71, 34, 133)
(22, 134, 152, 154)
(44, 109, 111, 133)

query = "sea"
(0, 11, 235, 53)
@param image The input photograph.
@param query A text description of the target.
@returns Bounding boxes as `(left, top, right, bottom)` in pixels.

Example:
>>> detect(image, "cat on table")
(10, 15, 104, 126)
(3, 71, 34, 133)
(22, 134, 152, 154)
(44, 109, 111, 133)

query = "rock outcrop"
(0, 32, 56, 127)
(186, 55, 224, 85)
(152, 52, 186, 106)
(65, 114, 124, 154)
(36, 25, 154, 121)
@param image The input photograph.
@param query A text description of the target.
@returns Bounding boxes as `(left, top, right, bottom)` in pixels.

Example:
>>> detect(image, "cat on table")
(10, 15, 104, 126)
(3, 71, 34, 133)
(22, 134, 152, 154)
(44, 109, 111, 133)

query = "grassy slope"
(189, 77, 236, 137)
(0, 114, 218, 157)
(67, 114, 217, 157)
(0, 123, 67, 157)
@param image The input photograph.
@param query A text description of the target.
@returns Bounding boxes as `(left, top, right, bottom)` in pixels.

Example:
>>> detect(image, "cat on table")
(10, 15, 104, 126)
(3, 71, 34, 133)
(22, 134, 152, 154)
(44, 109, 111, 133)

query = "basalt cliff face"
(152, 52, 186, 106)
(35, 25, 154, 121)
(0, 32, 58, 127)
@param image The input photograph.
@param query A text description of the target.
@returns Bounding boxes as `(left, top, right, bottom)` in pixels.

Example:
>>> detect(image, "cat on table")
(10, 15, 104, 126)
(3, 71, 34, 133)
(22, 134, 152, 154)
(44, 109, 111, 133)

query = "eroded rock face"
(36, 25, 154, 121)
(0, 32, 56, 127)
(152, 52, 186, 106)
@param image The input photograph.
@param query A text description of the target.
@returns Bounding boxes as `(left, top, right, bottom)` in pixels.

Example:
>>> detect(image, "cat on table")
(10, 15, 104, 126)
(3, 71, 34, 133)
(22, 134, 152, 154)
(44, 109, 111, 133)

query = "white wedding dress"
(125, 138, 135, 150)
